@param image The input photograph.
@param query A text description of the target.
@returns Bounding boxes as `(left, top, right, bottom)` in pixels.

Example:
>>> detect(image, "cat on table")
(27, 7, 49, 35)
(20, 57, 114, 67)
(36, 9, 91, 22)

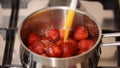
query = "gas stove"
(0, 0, 120, 68)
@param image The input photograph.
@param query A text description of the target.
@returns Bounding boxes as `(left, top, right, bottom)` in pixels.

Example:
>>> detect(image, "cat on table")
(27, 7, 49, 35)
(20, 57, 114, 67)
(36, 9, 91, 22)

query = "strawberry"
(78, 39, 94, 51)
(27, 32, 41, 45)
(45, 43, 62, 57)
(74, 26, 88, 40)
(27, 33, 46, 54)
(28, 41, 46, 54)
(61, 39, 77, 57)
(66, 39, 78, 55)
(61, 42, 74, 57)
(40, 35, 52, 46)
(46, 28, 60, 41)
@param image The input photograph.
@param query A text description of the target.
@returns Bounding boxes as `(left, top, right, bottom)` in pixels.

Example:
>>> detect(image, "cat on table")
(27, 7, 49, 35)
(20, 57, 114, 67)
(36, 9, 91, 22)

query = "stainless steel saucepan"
(18, 6, 120, 68)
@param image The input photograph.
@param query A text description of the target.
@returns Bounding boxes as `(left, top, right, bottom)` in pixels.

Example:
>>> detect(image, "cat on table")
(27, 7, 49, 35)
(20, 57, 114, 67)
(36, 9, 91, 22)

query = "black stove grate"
(1, 0, 20, 67)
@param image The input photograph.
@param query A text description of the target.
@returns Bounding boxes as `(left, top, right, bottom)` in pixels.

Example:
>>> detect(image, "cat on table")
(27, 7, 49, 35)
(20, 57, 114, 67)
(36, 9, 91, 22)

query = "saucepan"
(18, 6, 120, 68)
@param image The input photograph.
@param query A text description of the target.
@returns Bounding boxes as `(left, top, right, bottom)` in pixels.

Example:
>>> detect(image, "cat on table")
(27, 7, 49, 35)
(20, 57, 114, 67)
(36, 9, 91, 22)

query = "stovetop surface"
(0, 0, 119, 68)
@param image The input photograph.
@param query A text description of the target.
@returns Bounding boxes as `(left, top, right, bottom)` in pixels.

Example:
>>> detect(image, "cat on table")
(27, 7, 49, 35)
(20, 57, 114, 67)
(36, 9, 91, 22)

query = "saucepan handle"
(102, 30, 120, 46)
